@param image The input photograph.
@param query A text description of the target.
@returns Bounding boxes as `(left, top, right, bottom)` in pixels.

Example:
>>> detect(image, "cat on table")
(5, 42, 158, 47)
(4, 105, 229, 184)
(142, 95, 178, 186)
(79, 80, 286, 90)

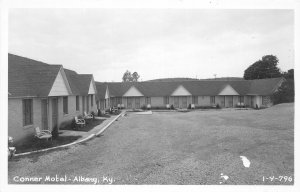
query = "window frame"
(164, 96, 169, 105)
(210, 96, 215, 104)
(23, 99, 33, 126)
(63, 96, 68, 114)
(76, 96, 79, 111)
(192, 96, 198, 104)
(238, 96, 244, 103)
(145, 97, 151, 105)
(91, 95, 93, 106)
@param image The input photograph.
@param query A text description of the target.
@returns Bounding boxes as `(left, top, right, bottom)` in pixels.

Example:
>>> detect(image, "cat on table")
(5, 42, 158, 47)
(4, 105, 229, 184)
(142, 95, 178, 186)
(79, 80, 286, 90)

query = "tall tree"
(243, 55, 281, 80)
(272, 68, 294, 104)
(271, 78, 294, 104)
(132, 72, 140, 82)
(122, 70, 133, 82)
(282, 69, 294, 79)
(122, 70, 140, 82)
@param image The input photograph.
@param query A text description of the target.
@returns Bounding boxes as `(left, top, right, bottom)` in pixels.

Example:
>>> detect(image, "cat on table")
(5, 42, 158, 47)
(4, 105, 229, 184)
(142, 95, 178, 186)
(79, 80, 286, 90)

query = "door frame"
(41, 99, 48, 130)
(51, 97, 58, 131)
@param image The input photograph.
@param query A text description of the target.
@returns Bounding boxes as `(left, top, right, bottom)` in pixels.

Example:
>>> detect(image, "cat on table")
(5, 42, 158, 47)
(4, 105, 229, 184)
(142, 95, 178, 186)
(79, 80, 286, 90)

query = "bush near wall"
(271, 79, 294, 104)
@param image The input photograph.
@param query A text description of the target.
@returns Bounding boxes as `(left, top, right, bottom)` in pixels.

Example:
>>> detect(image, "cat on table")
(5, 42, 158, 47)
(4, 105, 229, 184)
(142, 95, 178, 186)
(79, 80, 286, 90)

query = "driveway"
(8, 103, 294, 185)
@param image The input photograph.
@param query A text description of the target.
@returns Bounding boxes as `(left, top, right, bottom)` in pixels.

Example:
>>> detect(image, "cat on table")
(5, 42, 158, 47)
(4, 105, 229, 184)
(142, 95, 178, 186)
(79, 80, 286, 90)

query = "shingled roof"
(9, 53, 95, 98)
(8, 53, 62, 97)
(95, 82, 108, 100)
(96, 77, 283, 99)
(64, 69, 93, 96)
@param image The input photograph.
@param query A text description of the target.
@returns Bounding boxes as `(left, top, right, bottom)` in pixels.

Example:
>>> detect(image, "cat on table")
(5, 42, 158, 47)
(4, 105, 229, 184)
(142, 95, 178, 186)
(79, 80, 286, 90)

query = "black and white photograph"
(0, 0, 298, 191)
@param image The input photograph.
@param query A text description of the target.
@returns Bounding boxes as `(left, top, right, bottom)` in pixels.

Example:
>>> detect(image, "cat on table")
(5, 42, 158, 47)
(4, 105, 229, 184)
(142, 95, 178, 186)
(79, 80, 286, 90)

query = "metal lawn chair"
(35, 127, 52, 141)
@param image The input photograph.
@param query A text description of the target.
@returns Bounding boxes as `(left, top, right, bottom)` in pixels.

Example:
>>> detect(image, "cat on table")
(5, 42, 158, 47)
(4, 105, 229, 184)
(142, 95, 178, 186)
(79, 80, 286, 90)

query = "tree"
(132, 72, 140, 82)
(282, 69, 294, 79)
(122, 70, 140, 82)
(271, 68, 294, 104)
(122, 70, 133, 82)
(271, 78, 294, 104)
(243, 55, 282, 80)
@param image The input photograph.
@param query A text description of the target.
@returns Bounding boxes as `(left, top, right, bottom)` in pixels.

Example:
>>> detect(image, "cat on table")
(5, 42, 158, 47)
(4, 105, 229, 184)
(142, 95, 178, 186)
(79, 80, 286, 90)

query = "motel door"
(174, 97, 179, 108)
(52, 98, 58, 131)
(86, 96, 89, 112)
(221, 96, 225, 107)
(127, 97, 133, 109)
(82, 96, 85, 113)
(182, 96, 187, 108)
(135, 97, 140, 109)
(41, 99, 48, 130)
(228, 96, 233, 107)
(251, 96, 255, 108)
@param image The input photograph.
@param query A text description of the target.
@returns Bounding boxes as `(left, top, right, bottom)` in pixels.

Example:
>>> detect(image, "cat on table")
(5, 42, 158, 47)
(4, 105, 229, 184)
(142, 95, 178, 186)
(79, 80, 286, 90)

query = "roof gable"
(105, 86, 110, 99)
(48, 68, 71, 96)
(218, 85, 239, 95)
(88, 79, 96, 94)
(123, 86, 144, 97)
(171, 85, 191, 96)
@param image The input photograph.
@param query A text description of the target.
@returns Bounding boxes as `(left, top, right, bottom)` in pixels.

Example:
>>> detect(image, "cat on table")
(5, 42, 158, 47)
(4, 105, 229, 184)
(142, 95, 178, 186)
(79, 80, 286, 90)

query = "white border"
(1, 0, 299, 192)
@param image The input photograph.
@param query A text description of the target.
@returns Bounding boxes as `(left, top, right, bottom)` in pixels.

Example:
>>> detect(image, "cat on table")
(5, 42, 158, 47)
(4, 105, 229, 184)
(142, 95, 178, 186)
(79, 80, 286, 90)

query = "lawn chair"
(35, 127, 52, 141)
(75, 116, 85, 129)
(84, 111, 93, 120)
(84, 111, 93, 119)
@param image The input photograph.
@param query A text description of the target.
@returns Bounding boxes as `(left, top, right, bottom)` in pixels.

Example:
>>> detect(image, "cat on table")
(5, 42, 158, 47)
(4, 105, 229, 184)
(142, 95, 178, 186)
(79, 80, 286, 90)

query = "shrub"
(141, 105, 147, 110)
(188, 104, 191, 109)
(271, 79, 294, 104)
(170, 104, 174, 110)
(216, 104, 220, 109)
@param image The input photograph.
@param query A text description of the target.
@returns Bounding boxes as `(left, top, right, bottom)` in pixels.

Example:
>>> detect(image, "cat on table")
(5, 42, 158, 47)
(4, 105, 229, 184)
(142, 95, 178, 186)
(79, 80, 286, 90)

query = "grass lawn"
(14, 135, 82, 154)
(8, 103, 294, 185)
(108, 103, 294, 184)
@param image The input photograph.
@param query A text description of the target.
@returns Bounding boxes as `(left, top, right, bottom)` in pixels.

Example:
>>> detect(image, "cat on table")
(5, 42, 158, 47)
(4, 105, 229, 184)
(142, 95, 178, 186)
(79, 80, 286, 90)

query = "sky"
(8, 9, 294, 82)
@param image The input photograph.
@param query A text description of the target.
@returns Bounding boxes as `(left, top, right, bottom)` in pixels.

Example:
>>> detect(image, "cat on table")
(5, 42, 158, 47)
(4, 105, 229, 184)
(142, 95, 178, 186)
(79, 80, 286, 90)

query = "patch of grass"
(14, 135, 82, 154)
(61, 119, 105, 132)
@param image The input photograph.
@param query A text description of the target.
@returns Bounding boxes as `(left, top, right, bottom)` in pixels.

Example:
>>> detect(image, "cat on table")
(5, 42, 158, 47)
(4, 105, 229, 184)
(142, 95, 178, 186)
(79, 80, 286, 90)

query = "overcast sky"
(9, 9, 294, 82)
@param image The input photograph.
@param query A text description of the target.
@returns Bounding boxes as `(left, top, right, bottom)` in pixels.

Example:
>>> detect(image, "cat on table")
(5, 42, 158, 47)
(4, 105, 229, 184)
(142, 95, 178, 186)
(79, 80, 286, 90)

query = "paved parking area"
(8, 104, 294, 185)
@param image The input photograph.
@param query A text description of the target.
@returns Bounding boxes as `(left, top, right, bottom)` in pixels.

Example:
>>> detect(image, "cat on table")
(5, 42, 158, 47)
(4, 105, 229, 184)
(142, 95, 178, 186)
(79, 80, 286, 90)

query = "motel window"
(238, 96, 244, 103)
(117, 97, 122, 104)
(164, 96, 169, 105)
(63, 96, 68, 114)
(23, 99, 33, 126)
(91, 95, 93, 106)
(192, 96, 198, 104)
(145, 97, 151, 105)
(76, 96, 79, 111)
(210, 96, 215, 104)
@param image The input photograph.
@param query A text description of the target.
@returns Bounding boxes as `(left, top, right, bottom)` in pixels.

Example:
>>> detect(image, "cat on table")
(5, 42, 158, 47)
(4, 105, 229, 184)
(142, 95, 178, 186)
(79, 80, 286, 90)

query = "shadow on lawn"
(14, 135, 82, 154)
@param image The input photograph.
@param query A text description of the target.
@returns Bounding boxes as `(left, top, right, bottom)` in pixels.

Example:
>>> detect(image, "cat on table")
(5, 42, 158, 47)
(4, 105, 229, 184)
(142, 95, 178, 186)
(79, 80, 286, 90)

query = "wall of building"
(150, 97, 164, 107)
(197, 96, 210, 106)
(8, 98, 42, 144)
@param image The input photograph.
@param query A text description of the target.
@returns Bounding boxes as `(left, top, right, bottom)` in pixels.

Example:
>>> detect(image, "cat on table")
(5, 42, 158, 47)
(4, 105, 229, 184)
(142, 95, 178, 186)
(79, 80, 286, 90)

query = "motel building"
(96, 78, 284, 111)
(8, 54, 97, 144)
(8, 53, 284, 145)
